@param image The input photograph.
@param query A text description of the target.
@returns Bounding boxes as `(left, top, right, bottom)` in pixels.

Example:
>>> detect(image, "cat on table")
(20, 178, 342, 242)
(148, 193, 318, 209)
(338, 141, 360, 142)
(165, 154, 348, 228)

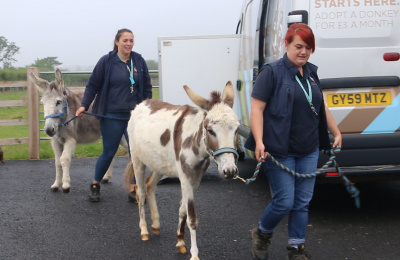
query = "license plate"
(326, 92, 392, 107)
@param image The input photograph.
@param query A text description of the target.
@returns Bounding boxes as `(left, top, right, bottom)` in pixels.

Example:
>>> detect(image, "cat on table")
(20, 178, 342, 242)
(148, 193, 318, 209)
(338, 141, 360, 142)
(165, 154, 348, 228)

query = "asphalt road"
(1, 156, 399, 260)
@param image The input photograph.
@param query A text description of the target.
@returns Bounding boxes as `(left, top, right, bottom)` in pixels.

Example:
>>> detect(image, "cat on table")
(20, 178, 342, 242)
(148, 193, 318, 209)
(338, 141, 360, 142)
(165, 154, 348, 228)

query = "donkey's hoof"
(141, 234, 149, 241)
(101, 179, 109, 184)
(50, 187, 59, 192)
(190, 256, 200, 260)
(177, 245, 187, 254)
(152, 228, 160, 235)
(63, 188, 70, 193)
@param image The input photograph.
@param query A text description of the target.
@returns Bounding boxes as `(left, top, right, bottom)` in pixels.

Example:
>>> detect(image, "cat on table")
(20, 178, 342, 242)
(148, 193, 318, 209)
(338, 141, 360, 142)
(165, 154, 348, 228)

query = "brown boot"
(251, 227, 272, 260)
(89, 184, 101, 202)
(286, 244, 311, 260)
(128, 190, 138, 203)
(128, 184, 138, 203)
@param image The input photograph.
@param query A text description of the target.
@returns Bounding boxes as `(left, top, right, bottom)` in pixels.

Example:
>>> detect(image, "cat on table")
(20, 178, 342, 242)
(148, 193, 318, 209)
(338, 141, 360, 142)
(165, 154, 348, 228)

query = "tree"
(31, 57, 62, 71)
(146, 59, 158, 70)
(0, 36, 20, 69)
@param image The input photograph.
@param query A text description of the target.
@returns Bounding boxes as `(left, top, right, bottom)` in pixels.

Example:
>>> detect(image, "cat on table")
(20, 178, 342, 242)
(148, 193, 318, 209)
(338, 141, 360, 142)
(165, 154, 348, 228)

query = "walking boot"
(128, 190, 138, 203)
(286, 244, 311, 260)
(251, 227, 272, 260)
(89, 184, 101, 202)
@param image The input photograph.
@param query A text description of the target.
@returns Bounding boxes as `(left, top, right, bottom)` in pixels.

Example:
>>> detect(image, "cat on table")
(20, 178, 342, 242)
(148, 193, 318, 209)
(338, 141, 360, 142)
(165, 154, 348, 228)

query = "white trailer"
(157, 35, 241, 114)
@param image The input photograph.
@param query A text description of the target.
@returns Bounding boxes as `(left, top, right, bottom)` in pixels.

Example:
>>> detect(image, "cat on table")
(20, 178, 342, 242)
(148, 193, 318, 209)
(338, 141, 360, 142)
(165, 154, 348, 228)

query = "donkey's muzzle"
(223, 167, 239, 179)
(45, 127, 56, 137)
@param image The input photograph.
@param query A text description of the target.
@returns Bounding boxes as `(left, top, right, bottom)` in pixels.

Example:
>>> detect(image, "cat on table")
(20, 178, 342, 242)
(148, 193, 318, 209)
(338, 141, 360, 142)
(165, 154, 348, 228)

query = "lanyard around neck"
(295, 75, 312, 105)
(117, 53, 135, 85)
(295, 75, 318, 116)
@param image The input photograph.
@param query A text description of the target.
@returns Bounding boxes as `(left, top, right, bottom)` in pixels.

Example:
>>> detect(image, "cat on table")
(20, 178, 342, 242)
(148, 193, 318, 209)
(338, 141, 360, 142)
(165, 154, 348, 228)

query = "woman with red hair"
(245, 23, 342, 259)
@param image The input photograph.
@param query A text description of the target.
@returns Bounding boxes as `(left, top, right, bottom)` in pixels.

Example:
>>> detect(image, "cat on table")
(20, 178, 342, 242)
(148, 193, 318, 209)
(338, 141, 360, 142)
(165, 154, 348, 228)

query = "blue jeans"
(94, 113, 132, 183)
(258, 149, 319, 246)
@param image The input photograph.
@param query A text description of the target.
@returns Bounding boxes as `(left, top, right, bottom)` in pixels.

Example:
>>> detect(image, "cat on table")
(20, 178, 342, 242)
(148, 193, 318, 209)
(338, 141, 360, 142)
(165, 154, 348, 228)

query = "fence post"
(27, 67, 40, 160)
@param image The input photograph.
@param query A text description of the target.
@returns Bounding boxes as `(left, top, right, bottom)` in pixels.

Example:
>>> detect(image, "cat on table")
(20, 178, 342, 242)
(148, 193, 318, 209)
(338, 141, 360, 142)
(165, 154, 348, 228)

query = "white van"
(235, 0, 400, 181)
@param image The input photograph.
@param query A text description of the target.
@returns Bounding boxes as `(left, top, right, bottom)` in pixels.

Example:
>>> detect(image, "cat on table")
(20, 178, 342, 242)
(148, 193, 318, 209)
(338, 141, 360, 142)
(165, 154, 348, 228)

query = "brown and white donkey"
(124, 81, 240, 260)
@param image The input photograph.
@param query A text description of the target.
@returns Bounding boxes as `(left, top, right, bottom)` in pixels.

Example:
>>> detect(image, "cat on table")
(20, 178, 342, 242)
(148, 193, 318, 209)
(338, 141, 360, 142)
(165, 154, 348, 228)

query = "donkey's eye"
(56, 100, 62, 106)
(207, 129, 216, 137)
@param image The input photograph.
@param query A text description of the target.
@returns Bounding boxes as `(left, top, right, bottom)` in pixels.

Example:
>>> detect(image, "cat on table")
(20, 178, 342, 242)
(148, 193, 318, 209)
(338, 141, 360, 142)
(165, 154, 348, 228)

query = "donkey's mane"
(210, 91, 221, 103)
(48, 81, 70, 96)
(203, 91, 222, 110)
(49, 81, 58, 91)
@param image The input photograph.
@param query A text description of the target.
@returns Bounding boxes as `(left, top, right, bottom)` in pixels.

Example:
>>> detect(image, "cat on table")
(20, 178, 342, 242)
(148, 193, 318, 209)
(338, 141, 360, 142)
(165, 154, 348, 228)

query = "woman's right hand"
(75, 106, 86, 117)
(255, 142, 267, 162)
(250, 97, 268, 162)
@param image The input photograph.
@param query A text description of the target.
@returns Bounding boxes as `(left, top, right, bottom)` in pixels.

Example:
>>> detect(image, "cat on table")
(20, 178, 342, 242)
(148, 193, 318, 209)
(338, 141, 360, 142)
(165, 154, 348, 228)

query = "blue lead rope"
(245, 146, 361, 208)
(43, 98, 130, 126)
(63, 112, 130, 126)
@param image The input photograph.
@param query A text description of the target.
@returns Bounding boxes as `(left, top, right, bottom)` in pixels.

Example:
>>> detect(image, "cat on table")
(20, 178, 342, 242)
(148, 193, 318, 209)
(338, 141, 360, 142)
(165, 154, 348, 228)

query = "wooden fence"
(0, 68, 159, 160)
(0, 67, 40, 159)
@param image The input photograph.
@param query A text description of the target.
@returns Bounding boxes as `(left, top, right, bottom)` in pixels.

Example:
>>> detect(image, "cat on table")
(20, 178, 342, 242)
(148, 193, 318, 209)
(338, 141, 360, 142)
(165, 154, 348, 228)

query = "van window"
(262, 0, 286, 64)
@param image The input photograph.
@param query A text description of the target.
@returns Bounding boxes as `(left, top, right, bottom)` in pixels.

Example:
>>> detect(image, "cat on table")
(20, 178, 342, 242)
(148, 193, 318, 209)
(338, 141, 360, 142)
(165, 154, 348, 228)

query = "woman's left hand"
(332, 134, 342, 149)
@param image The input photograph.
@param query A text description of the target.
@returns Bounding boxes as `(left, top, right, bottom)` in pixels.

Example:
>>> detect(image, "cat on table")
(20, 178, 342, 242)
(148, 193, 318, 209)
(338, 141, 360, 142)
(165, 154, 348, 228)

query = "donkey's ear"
(221, 81, 234, 108)
(29, 71, 50, 92)
(54, 68, 64, 92)
(183, 85, 210, 110)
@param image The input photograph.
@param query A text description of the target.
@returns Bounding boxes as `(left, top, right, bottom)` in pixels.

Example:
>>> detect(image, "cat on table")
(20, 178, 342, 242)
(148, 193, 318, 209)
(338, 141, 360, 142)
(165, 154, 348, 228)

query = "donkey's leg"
(176, 198, 188, 254)
(179, 177, 202, 260)
(133, 156, 149, 240)
(145, 171, 163, 235)
(50, 139, 63, 192)
(59, 138, 76, 193)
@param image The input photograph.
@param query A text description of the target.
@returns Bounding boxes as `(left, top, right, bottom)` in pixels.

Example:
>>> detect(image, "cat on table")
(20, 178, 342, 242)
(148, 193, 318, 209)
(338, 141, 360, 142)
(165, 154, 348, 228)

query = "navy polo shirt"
(106, 55, 139, 113)
(289, 69, 322, 155)
(246, 53, 327, 157)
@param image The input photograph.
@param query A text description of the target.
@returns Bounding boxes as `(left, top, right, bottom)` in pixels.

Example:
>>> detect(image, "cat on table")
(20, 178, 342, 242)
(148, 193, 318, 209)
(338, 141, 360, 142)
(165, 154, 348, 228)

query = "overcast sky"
(0, 0, 243, 70)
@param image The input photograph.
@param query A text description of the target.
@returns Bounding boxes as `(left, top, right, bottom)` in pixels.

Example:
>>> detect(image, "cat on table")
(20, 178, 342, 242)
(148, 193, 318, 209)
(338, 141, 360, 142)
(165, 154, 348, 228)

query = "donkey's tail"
(123, 157, 134, 189)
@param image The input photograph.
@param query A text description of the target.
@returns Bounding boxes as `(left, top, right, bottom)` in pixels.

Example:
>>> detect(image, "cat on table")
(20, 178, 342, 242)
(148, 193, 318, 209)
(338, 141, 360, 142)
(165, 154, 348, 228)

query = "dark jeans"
(94, 112, 133, 183)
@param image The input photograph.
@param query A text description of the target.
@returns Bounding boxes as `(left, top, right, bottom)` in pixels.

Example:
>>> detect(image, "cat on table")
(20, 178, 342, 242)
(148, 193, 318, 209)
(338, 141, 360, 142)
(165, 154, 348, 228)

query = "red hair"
(285, 23, 315, 53)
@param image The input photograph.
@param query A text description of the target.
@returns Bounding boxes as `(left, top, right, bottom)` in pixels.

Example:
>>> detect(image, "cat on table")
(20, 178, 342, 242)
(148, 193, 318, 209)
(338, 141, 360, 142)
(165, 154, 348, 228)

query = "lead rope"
(234, 146, 361, 208)
(63, 111, 130, 126)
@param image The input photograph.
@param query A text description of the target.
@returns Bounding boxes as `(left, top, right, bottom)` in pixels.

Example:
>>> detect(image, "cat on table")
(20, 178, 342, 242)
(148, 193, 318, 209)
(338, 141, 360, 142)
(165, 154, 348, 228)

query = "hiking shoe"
(128, 190, 138, 203)
(251, 227, 272, 260)
(286, 244, 311, 260)
(89, 184, 101, 202)
(129, 189, 147, 204)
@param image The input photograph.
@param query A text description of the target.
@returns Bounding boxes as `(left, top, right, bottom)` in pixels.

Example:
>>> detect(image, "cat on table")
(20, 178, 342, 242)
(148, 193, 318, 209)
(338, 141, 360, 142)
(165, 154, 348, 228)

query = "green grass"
(0, 106, 28, 120)
(0, 89, 28, 101)
(0, 88, 159, 160)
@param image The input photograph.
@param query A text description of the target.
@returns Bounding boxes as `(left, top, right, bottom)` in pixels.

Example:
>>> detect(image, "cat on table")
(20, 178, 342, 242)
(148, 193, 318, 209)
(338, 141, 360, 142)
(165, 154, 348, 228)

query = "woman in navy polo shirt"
(76, 28, 152, 203)
(246, 23, 342, 260)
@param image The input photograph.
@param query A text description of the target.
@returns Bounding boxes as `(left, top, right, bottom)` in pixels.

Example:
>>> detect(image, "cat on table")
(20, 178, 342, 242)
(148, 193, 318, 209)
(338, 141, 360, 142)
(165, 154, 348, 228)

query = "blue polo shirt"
(245, 53, 330, 157)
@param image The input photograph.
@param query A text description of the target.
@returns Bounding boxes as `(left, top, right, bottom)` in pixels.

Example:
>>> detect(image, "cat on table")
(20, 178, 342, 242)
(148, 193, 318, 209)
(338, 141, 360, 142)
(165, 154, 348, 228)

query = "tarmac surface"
(1, 156, 400, 260)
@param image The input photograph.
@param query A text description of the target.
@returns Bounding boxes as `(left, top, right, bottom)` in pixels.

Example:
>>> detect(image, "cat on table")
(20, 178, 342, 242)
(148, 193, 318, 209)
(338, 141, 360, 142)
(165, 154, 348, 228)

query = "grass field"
(0, 87, 159, 160)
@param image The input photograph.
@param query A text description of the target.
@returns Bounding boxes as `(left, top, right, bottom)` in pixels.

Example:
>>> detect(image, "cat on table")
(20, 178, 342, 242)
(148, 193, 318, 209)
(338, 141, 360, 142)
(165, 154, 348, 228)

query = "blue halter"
(44, 99, 69, 120)
(210, 147, 239, 164)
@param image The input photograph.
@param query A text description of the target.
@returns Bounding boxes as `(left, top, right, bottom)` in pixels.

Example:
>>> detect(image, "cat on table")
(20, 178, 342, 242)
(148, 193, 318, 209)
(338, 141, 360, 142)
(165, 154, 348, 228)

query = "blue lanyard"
(295, 75, 318, 116)
(117, 53, 135, 86)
